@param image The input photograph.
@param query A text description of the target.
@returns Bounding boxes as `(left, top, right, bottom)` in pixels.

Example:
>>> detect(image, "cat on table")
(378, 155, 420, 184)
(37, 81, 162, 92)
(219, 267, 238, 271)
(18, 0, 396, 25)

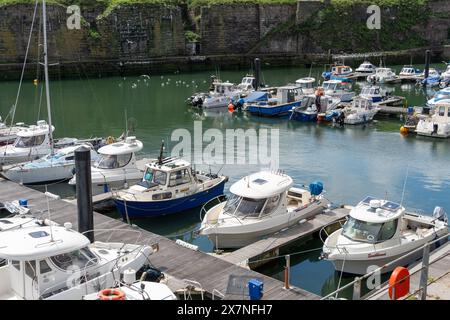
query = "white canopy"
(230, 171, 293, 199)
(0, 226, 90, 261)
(17, 123, 54, 137)
(98, 136, 143, 155)
(350, 197, 405, 223)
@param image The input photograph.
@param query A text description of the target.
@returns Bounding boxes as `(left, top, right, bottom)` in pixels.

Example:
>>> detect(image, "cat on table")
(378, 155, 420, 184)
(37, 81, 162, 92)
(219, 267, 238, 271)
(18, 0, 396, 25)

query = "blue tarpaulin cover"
(242, 91, 268, 103)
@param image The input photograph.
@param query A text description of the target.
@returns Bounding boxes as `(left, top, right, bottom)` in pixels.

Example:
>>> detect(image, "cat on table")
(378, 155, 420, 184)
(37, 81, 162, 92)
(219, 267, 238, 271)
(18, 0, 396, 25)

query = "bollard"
(75, 146, 94, 242)
(284, 255, 290, 289)
(254, 58, 261, 91)
(419, 243, 430, 300)
(424, 50, 431, 85)
(352, 277, 361, 300)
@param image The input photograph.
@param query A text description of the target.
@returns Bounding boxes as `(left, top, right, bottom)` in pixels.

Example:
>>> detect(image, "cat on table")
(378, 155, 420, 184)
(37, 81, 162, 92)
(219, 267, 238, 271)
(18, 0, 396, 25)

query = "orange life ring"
(388, 266, 410, 300)
(98, 288, 126, 300)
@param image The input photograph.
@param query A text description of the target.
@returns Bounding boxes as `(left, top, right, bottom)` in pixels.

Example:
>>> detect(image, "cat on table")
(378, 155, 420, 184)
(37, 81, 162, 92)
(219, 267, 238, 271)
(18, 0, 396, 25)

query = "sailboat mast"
(42, 0, 54, 155)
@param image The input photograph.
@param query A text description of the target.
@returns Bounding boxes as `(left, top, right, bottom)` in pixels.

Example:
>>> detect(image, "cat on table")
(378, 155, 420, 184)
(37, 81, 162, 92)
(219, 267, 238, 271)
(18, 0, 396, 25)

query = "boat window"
(25, 260, 36, 279)
(235, 197, 266, 218)
(117, 153, 132, 167)
(223, 194, 241, 215)
(169, 169, 191, 187)
(65, 155, 75, 161)
(152, 192, 172, 200)
(439, 106, 445, 116)
(378, 219, 398, 241)
(448, 108, 450, 117)
(50, 248, 97, 271)
(14, 134, 46, 148)
(95, 154, 118, 169)
(262, 193, 282, 215)
(12, 260, 20, 271)
(39, 260, 52, 274)
(153, 170, 167, 186)
(144, 168, 153, 181)
(342, 216, 382, 243)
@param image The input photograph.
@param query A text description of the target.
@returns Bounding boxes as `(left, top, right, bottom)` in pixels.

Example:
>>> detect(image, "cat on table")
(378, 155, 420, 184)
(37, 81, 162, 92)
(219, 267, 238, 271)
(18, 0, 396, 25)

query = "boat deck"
(0, 178, 319, 300)
(216, 208, 349, 268)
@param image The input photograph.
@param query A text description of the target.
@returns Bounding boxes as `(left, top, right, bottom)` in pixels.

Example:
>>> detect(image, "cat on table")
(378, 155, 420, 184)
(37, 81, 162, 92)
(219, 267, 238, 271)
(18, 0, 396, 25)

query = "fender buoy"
(228, 103, 234, 113)
(388, 266, 410, 300)
(98, 288, 126, 300)
(400, 126, 408, 135)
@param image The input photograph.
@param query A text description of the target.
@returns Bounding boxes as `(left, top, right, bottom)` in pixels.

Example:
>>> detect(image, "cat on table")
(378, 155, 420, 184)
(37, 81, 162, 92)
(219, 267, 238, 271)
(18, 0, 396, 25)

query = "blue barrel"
(248, 279, 263, 300)
(407, 106, 414, 114)
(19, 199, 28, 207)
(309, 181, 324, 196)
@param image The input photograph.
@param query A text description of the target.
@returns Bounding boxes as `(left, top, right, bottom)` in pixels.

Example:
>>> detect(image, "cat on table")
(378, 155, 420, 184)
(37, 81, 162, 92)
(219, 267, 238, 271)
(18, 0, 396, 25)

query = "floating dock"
(0, 178, 324, 300)
(216, 208, 349, 268)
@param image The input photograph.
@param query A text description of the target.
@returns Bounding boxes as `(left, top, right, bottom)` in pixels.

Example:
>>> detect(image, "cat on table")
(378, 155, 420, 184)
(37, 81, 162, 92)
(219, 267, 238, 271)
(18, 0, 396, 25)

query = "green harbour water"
(0, 63, 449, 298)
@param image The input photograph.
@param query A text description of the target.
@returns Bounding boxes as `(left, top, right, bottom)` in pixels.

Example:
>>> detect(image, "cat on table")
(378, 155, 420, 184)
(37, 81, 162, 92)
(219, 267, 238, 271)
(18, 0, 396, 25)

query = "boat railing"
(80, 228, 145, 245)
(199, 195, 226, 222)
(321, 232, 449, 300)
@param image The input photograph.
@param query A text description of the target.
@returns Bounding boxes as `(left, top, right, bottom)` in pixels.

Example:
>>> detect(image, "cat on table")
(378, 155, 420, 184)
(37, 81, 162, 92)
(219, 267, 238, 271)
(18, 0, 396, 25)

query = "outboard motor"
(433, 206, 448, 224)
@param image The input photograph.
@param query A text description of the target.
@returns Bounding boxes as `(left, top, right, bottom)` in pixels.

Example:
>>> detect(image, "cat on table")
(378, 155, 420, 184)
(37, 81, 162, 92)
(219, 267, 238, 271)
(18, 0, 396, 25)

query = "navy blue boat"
(113, 155, 228, 219)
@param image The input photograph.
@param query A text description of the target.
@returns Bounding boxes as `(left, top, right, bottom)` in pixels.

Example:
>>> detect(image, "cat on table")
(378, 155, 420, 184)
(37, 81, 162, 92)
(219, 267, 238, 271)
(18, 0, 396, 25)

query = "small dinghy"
(69, 136, 144, 194)
(112, 149, 227, 219)
(321, 196, 448, 275)
(1, 144, 98, 184)
(200, 170, 329, 249)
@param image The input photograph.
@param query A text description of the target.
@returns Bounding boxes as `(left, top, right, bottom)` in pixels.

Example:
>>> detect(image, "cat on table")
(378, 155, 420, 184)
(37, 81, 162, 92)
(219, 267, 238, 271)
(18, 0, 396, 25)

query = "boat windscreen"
(360, 196, 376, 205)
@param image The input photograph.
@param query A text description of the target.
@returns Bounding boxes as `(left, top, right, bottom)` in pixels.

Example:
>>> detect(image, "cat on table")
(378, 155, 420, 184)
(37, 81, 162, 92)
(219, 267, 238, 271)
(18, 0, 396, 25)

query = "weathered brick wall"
(0, 3, 185, 64)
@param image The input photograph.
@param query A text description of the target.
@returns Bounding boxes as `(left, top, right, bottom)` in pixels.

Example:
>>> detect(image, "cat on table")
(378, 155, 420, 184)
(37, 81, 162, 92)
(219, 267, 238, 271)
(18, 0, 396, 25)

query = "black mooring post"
(424, 50, 431, 84)
(254, 58, 261, 90)
(75, 146, 94, 243)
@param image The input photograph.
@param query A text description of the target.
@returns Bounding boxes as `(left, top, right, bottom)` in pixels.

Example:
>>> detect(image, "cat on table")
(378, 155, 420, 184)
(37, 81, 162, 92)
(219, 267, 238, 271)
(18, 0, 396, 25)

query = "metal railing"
(321, 232, 449, 300)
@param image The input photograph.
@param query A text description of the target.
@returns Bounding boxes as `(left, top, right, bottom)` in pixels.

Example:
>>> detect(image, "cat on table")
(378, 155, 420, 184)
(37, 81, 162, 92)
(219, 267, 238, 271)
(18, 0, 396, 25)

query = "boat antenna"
(309, 62, 313, 78)
(158, 140, 165, 165)
(42, 0, 54, 155)
(124, 108, 128, 138)
(400, 165, 410, 206)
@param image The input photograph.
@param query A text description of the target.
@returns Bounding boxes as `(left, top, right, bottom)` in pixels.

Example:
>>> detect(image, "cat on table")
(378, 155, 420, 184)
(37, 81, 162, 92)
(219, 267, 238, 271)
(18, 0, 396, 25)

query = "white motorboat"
(290, 91, 340, 122)
(414, 68, 440, 80)
(359, 85, 393, 103)
(426, 87, 450, 108)
(1, 144, 98, 184)
(0, 120, 55, 166)
(343, 96, 380, 125)
(355, 61, 376, 74)
(200, 170, 329, 249)
(322, 80, 355, 102)
(441, 64, 450, 81)
(322, 196, 448, 275)
(0, 223, 155, 299)
(69, 136, 144, 194)
(416, 101, 450, 138)
(399, 65, 420, 78)
(367, 68, 399, 84)
(0, 118, 28, 146)
(295, 77, 316, 95)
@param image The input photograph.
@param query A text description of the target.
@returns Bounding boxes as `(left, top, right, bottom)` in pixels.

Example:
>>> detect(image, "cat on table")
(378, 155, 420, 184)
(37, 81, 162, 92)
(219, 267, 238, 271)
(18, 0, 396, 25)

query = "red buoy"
(388, 266, 410, 300)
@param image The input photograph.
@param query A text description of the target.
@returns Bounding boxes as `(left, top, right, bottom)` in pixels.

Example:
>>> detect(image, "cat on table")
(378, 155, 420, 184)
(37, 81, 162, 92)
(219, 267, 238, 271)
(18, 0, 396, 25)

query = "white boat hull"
(202, 199, 328, 249)
(2, 163, 75, 184)
(416, 120, 450, 138)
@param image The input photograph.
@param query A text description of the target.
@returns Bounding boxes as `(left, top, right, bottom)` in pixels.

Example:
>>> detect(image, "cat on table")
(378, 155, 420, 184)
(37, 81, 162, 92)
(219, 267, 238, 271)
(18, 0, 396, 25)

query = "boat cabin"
(13, 120, 54, 149)
(140, 158, 195, 194)
(356, 62, 376, 72)
(341, 196, 405, 244)
(375, 68, 394, 76)
(223, 171, 293, 219)
(94, 136, 142, 170)
(212, 82, 235, 95)
(331, 65, 353, 76)
(322, 80, 350, 93)
(399, 66, 419, 76)
(432, 102, 450, 121)
(274, 85, 304, 104)
(301, 94, 335, 113)
(352, 97, 375, 110)
(0, 225, 96, 300)
(237, 76, 255, 91)
(295, 77, 315, 90)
